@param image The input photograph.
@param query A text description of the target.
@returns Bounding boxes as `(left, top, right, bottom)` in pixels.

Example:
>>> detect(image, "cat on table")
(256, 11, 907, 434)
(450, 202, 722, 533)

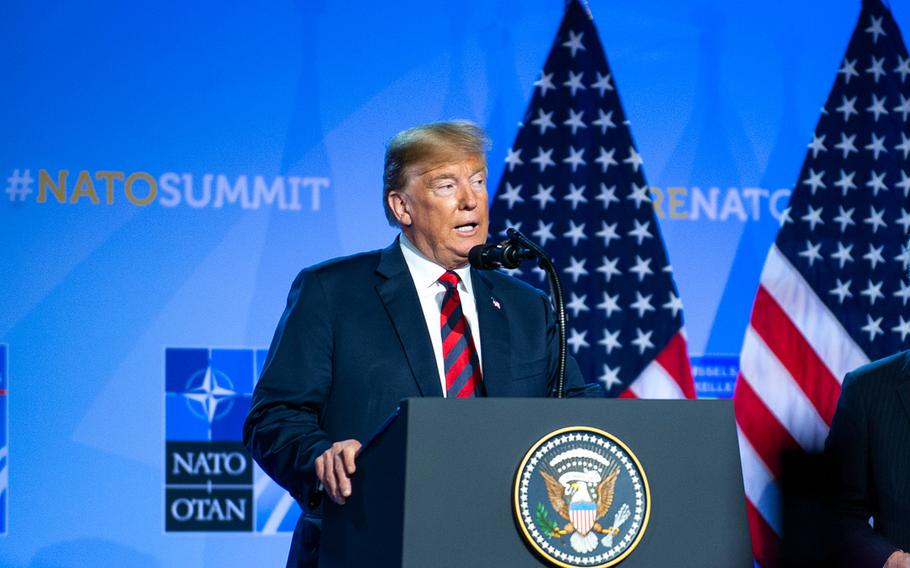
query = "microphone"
(469, 238, 536, 270)
(469, 228, 569, 398)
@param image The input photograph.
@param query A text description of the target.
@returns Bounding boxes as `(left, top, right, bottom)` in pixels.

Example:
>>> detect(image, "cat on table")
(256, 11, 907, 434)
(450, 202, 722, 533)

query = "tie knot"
(438, 270, 460, 289)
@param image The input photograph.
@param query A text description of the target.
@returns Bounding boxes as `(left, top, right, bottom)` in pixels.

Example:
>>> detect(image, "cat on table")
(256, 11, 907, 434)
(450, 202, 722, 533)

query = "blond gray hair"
(382, 120, 491, 226)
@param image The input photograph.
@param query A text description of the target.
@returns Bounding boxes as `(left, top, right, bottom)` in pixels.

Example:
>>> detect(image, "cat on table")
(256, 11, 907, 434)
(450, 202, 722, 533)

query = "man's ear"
(388, 191, 412, 227)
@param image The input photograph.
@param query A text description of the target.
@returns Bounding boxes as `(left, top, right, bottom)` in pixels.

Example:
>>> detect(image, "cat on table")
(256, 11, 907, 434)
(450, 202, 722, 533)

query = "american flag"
(733, 1, 910, 565)
(488, 0, 695, 399)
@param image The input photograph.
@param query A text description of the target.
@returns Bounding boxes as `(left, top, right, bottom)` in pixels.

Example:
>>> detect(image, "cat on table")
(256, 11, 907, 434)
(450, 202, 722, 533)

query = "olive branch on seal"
(534, 502, 560, 536)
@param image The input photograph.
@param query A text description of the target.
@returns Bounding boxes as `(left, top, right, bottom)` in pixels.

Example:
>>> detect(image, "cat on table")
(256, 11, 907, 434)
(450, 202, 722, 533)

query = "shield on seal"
(569, 501, 596, 536)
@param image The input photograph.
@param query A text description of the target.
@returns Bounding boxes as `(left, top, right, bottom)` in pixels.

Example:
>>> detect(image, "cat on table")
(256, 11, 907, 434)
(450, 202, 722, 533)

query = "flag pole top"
(566, 0, 594, 20)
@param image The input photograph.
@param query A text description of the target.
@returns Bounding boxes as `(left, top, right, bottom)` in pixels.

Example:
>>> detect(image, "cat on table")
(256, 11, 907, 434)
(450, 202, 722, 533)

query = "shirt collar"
(399, 233, 473, 294)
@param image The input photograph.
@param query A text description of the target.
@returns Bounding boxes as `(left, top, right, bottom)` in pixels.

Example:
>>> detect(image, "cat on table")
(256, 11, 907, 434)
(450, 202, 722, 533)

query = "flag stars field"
(488, 0, 695, 401)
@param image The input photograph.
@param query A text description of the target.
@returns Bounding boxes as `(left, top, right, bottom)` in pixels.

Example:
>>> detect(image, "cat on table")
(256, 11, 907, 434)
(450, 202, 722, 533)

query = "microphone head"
(469, 244, 494, 269)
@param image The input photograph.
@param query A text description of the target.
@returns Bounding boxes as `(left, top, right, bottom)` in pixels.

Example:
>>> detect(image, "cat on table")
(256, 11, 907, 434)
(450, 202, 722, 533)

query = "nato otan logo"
(164, 348, 300, 533)
(0, 345, 7, 536)
(514, 427, 650, 568)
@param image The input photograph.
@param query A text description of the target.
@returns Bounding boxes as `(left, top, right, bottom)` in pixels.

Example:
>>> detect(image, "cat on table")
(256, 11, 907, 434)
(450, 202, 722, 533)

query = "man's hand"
(885, 551, 910, 568)
(315, 439, 362, 505)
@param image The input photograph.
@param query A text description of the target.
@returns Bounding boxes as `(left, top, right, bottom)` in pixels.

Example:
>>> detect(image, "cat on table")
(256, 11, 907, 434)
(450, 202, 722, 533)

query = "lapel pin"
(492, 298, 501, 310)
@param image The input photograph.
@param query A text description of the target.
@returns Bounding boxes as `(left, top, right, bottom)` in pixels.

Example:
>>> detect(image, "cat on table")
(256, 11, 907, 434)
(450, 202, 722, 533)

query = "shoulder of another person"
(840, 350, 910, 413)
(845, 350, 909, 390)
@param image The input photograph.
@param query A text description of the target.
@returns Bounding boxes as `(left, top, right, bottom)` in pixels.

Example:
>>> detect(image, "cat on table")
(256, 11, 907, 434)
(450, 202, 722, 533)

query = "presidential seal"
(513, 427, 650, 568)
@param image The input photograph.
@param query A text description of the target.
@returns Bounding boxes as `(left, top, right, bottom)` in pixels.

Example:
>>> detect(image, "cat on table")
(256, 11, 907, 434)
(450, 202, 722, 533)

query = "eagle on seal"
(541, 464, 621, 553)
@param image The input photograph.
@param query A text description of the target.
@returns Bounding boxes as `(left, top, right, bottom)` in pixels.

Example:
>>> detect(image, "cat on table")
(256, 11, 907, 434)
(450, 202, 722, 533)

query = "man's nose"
(457, 180, 478, 209)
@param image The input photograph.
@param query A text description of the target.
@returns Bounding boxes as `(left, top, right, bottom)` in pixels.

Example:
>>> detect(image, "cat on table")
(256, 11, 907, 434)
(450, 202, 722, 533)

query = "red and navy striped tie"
(438, 271, 484, 398)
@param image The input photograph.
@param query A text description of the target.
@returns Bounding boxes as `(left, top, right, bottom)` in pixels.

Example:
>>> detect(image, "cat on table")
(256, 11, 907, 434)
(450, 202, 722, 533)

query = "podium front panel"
(321, 398, 752, 568)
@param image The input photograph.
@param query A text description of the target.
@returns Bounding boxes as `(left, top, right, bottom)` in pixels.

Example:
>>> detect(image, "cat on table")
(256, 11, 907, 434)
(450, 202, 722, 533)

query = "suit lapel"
(898, 351, 910, 426)
(375, 240, 442, 397)
(472, 270, 511, 396)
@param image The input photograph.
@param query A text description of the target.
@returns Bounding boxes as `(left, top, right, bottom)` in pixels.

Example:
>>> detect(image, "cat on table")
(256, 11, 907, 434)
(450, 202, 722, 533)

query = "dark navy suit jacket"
(825, 350, 910, 568)
(243, 239, 600, 566)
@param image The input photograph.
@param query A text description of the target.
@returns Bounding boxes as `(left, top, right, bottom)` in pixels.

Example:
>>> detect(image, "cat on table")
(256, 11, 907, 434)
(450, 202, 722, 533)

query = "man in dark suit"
(243, 120, 600, 567)
(825, 350, 910, 568)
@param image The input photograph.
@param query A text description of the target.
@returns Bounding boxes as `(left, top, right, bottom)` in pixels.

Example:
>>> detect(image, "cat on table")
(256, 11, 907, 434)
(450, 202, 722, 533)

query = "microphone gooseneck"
(469, 229, 569, 399)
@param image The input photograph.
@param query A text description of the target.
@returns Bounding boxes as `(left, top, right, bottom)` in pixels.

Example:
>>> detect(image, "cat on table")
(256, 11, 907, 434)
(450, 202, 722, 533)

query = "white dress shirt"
(399, 234, 483, 397)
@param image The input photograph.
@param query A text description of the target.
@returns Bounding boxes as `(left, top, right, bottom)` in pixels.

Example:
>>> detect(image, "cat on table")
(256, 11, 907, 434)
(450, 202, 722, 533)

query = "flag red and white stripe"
(734, 2, 910, 564)
(735, 247, 868, 566)
(619, 331, 696, 399)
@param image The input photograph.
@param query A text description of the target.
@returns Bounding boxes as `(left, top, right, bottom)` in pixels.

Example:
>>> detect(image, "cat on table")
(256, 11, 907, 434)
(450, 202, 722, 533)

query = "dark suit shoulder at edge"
(843, 350, 909, 391)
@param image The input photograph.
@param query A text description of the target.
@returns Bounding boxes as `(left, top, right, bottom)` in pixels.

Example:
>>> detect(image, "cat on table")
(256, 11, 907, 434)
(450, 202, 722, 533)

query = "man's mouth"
(454, 223, 478, 233)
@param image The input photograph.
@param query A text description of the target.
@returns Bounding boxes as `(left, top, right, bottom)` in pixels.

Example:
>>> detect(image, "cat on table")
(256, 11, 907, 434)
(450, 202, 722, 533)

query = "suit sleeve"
(825, 371, 899, 568)
(243, 269, 334, 503)
(539, 290, 604, 398)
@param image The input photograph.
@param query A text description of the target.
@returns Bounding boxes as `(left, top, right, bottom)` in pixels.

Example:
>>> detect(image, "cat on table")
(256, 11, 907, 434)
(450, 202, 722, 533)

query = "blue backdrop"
(1, 0, 903, 565)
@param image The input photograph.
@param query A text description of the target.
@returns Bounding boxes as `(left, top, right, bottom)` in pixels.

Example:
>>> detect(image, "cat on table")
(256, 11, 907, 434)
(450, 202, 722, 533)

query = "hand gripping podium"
(319, 398, 752, 567)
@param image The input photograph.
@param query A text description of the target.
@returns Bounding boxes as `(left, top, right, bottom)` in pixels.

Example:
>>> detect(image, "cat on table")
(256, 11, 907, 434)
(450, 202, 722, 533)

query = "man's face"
(389, 153, 489, 269)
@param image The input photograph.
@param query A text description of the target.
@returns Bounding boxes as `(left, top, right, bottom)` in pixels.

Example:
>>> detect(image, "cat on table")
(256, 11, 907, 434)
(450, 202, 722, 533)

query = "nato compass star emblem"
(514, 427, 650, 568)
(182, 364, 238, 427)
